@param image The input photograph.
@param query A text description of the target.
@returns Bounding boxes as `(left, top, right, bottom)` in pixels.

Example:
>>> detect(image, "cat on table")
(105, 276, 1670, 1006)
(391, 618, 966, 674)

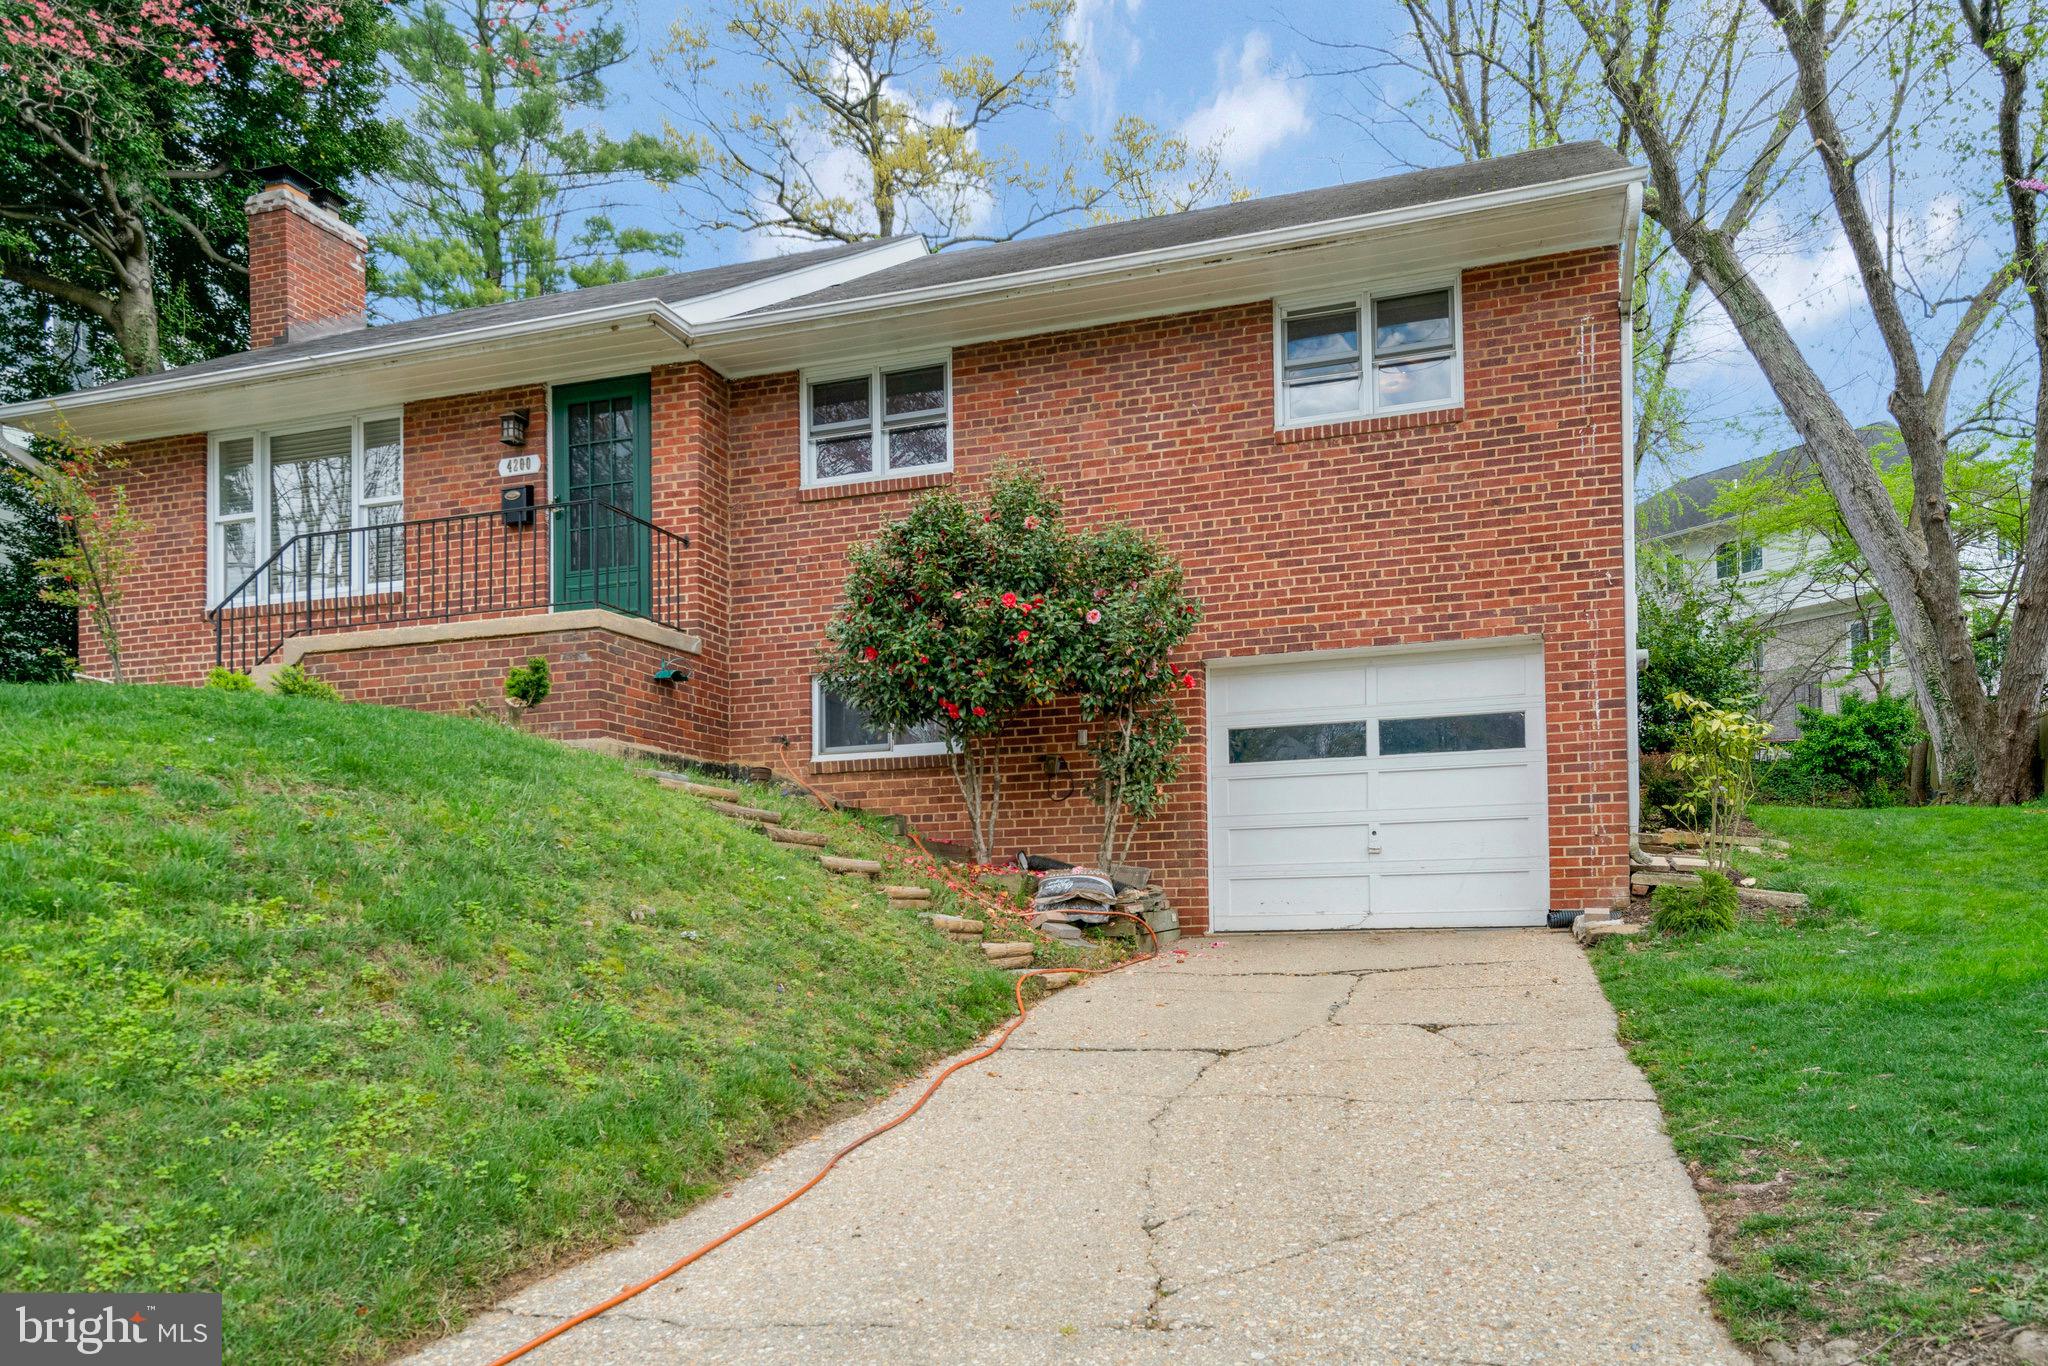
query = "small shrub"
(271, 664, 342, 701)
(1651, 871, 1739, 937)
(205, 667, 257, 692)
(1787, 691, 1918, 807)
(504, 655, 552, 709)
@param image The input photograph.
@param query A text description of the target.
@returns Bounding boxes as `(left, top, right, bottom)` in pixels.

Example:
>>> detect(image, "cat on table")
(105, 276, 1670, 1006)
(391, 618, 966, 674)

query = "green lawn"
(0, 684, 1052, 1363)
(1595, 804, 2048, 1356)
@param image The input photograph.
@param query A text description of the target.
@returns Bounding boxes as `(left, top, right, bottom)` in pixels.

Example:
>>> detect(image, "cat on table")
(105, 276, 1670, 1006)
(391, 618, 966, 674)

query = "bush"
(1639, 751, 1691, 828)
(271, 664, 342, 701)
(1651, 871, 1739, 936)
(504, 655, 552, 709)
(205, 667, 257, 692)
(1787, 691, 1917, 807)
(1637, 551, 1761, 752)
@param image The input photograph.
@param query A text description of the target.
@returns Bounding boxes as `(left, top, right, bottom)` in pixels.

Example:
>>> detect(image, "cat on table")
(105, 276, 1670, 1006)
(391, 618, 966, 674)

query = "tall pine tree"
(377, 0, 695, 313)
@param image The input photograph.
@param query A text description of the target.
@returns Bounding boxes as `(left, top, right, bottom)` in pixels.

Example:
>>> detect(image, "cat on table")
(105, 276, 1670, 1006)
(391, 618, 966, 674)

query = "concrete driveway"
(405, 930, 1741, 1365)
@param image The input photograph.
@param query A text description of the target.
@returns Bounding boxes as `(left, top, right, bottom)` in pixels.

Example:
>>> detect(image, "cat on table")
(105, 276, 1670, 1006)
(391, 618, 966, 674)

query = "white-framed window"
(811, 678, 950, 759)
(1715, 540, 1763, 581)
(1275, 283, 1461, 427)
(208, 412, 404, 607)
(801, 357, 951, 488)
(1848, 616, 1892, 669)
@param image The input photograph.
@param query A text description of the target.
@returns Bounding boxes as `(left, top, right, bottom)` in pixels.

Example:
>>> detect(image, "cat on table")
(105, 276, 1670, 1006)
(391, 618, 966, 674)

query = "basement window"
(209, 413, 403, 607)
(1277, 284, 1460, 427)
(812, 679, 949, 760)
(802, 358, 952, 488)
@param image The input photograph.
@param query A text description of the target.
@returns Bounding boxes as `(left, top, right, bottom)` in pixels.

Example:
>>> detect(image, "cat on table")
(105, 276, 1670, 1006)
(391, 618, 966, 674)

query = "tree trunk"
(108, 240, 162, 377)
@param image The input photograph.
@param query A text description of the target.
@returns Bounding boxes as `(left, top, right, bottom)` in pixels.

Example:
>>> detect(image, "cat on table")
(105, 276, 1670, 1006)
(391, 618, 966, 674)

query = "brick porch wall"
(296, 625, 702, 754)
(723, 248, 1632, 933)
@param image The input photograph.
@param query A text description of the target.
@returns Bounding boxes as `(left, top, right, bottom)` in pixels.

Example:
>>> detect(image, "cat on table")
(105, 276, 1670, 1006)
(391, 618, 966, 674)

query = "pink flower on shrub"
(1016, 629, 1031, 643)
(862, 646, 878, 661)
(942, 699, 961, 717)
(1000, 591, 1019, 609)
(1085, 608, 1102, 624)
(972, 705, 986, 717)
(1182, 672, 1198, 688)
(952, 589, 966, 600)
(1023, 514, 1039, 530)
(917, 654, 928, 664)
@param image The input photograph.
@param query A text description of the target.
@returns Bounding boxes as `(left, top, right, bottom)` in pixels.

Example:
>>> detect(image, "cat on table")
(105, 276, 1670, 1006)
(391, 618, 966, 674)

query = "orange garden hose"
(482, 755, 1160, 1366)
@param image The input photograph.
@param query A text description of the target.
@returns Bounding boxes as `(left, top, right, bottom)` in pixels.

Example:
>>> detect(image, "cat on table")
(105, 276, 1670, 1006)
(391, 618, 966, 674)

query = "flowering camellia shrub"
(1068, 521, 1202, 867)
(822, 467, 1202, 865)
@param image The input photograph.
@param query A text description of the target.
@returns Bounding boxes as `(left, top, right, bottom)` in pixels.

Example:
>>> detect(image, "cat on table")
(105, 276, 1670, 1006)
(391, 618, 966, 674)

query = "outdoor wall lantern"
(498, 408, 531, 447)
(653, 658, 691, 684)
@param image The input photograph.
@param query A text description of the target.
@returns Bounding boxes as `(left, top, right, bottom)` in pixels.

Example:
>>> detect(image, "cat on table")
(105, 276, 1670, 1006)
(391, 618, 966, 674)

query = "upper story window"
(811, 678, 948, 759)
(209, 413, 403, 606)
(1715, 540, 1763, 580)
(1848, 616, 1892, 669)
(1277, 285, 1460, 427)
(803, 358, 951, 488)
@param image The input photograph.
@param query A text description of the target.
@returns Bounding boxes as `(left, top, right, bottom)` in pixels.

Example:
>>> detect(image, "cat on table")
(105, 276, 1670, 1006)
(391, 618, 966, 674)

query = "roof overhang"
(0, 235, 927, 445)
(691, 164, 1645, 377)
(1, 167, 1642, 445)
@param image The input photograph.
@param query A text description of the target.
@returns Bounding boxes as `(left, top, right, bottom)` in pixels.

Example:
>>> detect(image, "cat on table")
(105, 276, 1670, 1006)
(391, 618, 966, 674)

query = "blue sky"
(564, 0, 1978, 498)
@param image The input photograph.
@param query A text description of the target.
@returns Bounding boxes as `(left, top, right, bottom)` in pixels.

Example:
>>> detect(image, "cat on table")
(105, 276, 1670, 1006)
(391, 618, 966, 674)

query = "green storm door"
(552, 375, 652, 615)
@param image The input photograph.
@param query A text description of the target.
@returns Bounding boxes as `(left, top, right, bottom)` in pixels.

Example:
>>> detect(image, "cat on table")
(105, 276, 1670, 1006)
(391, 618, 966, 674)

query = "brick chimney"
(244, 165, 367, 349)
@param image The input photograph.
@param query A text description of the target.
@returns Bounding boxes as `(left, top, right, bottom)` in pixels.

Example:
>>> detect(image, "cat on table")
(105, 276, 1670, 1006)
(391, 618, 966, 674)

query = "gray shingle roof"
(746, 141, 1635, 315)
(1637, 425, 1903, 537)
(71, 237, 909, 399)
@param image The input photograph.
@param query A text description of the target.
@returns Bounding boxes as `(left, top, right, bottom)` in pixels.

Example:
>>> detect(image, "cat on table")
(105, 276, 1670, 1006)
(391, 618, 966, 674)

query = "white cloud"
(1065, 0, 1144, 129)
(1180, 31, 1311, 172)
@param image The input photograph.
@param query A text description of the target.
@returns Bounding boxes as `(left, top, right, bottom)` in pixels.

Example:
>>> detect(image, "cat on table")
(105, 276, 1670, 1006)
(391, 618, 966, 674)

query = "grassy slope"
(1595, 805, 2048, 1354)
(0, 684, 1039, 1363)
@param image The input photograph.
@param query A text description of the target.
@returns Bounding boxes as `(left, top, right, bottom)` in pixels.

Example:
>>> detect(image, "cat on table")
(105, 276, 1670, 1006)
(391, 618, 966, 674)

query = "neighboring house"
(0, 146, 1643, 934)
(1637, 426, 1904, 738)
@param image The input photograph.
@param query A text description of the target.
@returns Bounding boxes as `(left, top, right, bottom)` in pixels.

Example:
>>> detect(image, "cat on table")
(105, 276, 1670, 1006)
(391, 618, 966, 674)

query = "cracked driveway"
(403, 930, 1741, 1365)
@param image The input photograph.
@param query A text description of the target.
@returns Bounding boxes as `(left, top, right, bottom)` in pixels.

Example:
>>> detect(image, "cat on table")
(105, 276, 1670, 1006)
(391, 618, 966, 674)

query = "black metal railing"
(209, 499, 689, 672)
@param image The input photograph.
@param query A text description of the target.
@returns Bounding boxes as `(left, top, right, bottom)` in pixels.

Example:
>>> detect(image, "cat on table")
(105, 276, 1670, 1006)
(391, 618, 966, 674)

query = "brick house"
(2, 145, 1645, 934)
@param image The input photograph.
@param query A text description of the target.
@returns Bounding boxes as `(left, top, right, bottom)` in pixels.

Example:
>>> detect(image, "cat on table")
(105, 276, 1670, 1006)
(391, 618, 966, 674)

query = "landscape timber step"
(1652, 828, 1789, 851)
(644, 771, 741, 801)
(763, 825, 831, 848)
(926, 914, 985, 935)
(820, 855, 883, 876)
(707, 800, 783, 824)
(881, 885, 932, 901)
(1631, 870, 1809, 909)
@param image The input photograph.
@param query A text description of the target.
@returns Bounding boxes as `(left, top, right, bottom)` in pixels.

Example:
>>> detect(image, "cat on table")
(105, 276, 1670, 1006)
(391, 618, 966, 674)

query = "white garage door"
(1207, 643, 1549, 930)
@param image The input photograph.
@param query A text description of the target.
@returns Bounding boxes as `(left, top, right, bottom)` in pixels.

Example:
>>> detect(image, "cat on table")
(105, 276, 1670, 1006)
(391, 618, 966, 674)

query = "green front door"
(552, 375, 652, 615)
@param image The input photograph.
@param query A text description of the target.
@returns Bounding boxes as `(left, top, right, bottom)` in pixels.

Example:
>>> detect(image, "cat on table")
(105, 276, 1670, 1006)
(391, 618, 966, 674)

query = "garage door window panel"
(1227, 720, 1371, 764)
(1378, 710, 1527, 756)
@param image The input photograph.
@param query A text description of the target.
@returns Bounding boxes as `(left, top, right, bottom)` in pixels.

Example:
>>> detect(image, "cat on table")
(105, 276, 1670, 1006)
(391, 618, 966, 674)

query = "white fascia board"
(670, 235, 929, 325)
(694, 165, 1648, 342)
(0, 236, 929, 429)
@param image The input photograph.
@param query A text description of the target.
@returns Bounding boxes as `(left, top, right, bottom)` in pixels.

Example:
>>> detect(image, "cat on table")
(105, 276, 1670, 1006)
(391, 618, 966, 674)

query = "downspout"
(1619, 182, 1645, 850)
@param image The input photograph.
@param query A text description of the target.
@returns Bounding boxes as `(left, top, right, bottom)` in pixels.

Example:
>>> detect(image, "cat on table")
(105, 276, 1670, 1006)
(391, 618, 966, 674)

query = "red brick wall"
(296, 626, 698, 753)
(722, 248, 1632, 931)
(650, 363, 732, 762)
(78, 434, 210, 683)
(246, 194, 366, 349)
